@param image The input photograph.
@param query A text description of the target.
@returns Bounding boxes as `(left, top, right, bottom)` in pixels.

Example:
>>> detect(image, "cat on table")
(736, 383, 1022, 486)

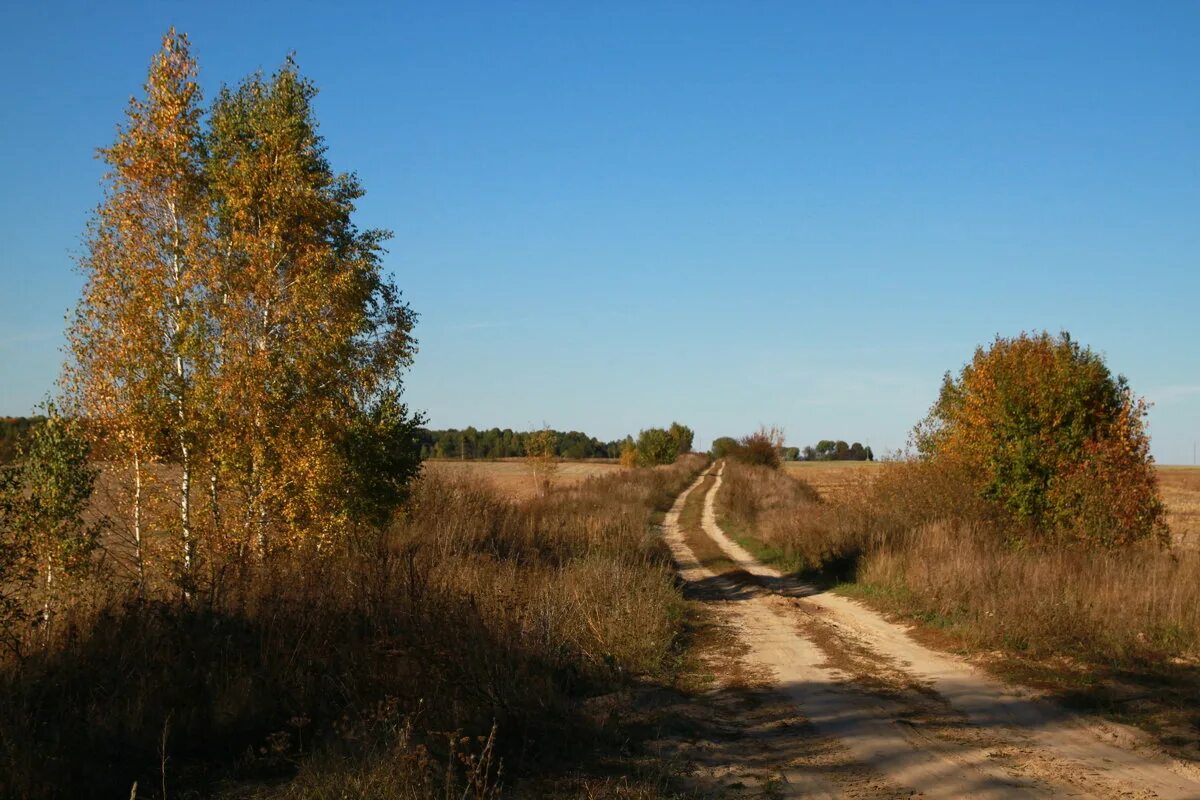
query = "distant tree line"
(799, 440, 874, 461)
(419, 427, 624, 460)
(710, 434, 873, 464)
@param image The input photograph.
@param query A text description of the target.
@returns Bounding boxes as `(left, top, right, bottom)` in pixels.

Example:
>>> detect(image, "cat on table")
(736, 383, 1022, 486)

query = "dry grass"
(717, 461, 855, 579)
(0, 456, 706, 799)
(424, 458, 622, 500)
(855, 520, 1200, 660)
(849, 518, 1200, 759)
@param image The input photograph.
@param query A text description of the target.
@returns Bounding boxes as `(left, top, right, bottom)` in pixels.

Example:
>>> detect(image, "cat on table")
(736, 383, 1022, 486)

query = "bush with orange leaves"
(914, 331, 1166, 547)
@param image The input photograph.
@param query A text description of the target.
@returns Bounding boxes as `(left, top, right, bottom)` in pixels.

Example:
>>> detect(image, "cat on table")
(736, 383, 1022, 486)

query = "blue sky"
(1, 2, 1197, 461)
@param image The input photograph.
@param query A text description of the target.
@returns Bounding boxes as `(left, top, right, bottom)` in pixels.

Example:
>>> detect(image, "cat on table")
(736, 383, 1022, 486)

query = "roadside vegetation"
(715, 332, 1200, 753)
(0, 453, 707, 798)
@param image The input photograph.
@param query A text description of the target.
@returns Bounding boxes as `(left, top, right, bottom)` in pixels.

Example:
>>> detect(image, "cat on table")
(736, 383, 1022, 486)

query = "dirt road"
(662, 463, 1200, 798)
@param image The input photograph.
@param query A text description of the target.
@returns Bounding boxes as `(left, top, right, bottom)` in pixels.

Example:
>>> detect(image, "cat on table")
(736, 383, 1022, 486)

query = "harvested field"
(422, 458, 622, 500)
(1158, 465, 1200, 549)
(782, 461, 881, 503)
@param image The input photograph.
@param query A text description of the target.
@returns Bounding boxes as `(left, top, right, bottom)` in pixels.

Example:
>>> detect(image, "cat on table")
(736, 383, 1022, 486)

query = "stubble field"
(1157, 465, 1200, 548)
(423, 458, 622, 500)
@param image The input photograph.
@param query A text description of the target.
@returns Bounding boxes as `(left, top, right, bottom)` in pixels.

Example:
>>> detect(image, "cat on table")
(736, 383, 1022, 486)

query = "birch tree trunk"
(42, 554, 53, 647)
(169, 200, 194, 591)
(133, 451, 144, 591)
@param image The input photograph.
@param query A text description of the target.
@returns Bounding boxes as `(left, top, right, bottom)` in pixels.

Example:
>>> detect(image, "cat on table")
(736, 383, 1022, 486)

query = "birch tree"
(206, 58, 418, 553)
(8, 407, 100, 642)
(66, 33, 421, 579)
(64, 29, 211, 591)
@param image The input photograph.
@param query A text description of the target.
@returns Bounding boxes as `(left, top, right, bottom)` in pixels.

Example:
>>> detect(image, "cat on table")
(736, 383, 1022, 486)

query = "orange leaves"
(64, 29, 420, 584)
(917, 331, 1165, 547)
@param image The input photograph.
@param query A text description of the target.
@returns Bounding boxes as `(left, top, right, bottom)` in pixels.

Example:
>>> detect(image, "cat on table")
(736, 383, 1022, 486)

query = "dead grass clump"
(858, 520, 1200, 661)
(718, 460, 818, 528)
(716, 460, 860, 575)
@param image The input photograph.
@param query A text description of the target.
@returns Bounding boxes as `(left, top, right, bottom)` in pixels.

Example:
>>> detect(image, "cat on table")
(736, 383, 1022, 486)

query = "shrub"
(524, 427, 559, 494)
(727, 426, 785, 469)
(710, 437, 738, 459)
(915, 331, 1166, 546)
(635, 427, 676, 466)
(667, 422, 694, 455)
(619, 439, 638, 469)
(1, 408, 103, 646)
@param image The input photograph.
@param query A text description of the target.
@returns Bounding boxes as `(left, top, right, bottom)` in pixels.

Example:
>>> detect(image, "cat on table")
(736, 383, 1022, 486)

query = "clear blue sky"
(2, 2, 1197, 461)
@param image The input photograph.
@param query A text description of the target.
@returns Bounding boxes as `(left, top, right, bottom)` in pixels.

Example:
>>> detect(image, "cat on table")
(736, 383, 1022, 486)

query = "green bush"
(710, 437, 738, 459)
(634, 422, 693, 466)
(635, 428, 677, 466)
(915, 331, 1166, 546)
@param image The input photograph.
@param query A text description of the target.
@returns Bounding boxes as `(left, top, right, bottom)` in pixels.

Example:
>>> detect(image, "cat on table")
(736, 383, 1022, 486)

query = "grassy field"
(423, 458, 622, 500)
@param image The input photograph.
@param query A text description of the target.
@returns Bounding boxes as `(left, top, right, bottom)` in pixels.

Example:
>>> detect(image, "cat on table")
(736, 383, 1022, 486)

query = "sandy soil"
(661, 463, 1200, 798)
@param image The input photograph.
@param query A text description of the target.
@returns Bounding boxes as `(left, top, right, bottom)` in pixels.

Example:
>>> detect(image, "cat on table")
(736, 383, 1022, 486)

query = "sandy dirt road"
(662, 463, 1200, 798)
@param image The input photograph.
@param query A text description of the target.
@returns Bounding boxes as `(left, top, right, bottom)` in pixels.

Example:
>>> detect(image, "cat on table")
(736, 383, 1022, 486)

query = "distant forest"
(419, 427, 624, 460)
(2, 417, 623, 463)
(797, 440, 874, 461)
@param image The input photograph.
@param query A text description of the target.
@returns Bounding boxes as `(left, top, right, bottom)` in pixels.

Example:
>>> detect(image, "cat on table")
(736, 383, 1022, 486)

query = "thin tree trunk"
(248, 453, 268, 559)
(180, 438, 192, 577)
(133, 451, 144, 592)
(42, 555, 53, 646)
(254, 296, 272, 559)
(257, 513, 267, 557)
(207, 465, 223, 605)
(169, 199, 193, 593)
(209, 468, 220, 532)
